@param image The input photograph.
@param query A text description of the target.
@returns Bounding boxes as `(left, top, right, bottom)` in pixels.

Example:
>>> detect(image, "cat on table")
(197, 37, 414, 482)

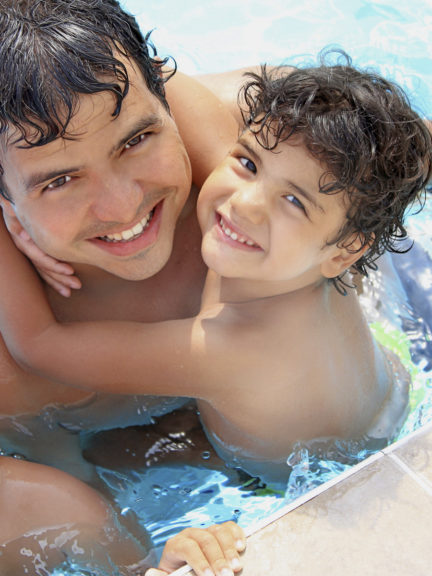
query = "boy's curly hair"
(240, 50, 432, 292)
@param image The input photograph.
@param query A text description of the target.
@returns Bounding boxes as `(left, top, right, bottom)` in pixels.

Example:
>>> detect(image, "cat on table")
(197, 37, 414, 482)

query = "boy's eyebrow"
(284, 179, 326, 213)
(238, 137, 262, 167)
(23, 115, 163, 191)
(238, 136, 325, 213)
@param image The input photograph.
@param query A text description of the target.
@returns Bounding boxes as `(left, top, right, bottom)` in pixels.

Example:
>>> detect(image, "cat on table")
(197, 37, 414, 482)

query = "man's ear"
(320, 234, 371, 279)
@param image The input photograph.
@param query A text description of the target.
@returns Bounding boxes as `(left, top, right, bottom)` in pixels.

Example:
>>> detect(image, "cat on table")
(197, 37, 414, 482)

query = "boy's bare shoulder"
(198, 286, 387, 452)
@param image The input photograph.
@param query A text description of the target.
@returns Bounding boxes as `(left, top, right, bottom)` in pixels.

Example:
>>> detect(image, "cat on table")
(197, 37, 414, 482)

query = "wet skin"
(0, 59, 207, 417)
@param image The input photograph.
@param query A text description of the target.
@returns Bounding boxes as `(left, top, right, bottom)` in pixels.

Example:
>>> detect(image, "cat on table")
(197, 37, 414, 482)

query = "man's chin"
(94, 247, 173, 282)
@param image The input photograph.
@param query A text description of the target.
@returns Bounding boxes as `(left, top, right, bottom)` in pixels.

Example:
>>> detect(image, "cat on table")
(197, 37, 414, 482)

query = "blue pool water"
(123, 0, 432, 116)
(36, 0, 432, 573)
(106, 0, 432, 555)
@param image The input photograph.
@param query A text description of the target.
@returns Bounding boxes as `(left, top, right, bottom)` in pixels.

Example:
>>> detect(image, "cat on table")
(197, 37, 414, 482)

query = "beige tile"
(385, 422, 432, 487)
(239, 455, 432, 576)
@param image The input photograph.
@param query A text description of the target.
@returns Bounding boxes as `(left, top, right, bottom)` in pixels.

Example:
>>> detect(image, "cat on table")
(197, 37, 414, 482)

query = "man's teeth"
(101, 210, 154, 242)
(220, 217, 256, 246)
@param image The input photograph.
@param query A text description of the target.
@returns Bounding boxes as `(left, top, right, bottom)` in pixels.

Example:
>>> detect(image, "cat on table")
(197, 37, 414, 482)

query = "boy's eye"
(46, 175, 72, 190)
(239, 156, 257, 174)
(284, 194, 305, 212)
(125, 133, 147, 149)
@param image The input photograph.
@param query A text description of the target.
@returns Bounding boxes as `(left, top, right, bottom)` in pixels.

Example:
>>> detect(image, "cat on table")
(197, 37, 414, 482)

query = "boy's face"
(198, 131, 351, 294)
(0, 58, 192, 281)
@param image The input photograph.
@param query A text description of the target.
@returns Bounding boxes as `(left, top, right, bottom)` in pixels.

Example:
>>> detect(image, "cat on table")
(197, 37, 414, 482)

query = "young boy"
(1, 53, 430, 479)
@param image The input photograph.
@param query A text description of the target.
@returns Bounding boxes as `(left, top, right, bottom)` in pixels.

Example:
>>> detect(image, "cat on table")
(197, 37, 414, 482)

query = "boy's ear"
(320, 234, 371, 279)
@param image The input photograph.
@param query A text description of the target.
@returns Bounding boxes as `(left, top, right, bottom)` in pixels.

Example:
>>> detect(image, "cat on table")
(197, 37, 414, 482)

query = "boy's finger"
(159, 530, 230, 576)
(208, 521, 246, 551)
(207, 522, 246, 572)
(39, 270, 82, 289)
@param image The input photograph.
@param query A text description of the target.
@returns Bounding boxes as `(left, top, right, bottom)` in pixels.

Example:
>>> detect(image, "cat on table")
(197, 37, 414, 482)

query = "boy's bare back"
(195, 276, 406, 476)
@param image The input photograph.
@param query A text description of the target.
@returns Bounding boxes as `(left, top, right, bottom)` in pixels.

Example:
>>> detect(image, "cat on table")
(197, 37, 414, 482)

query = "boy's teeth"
(220, 218, 256, 246)
(101, 210, 154, 242)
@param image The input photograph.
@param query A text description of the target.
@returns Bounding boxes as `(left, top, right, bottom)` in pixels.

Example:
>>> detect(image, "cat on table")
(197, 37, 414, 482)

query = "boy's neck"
(202, 270, 329, 307)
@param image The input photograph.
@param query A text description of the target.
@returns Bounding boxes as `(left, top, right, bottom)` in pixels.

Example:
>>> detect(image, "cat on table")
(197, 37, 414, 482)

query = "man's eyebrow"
(24, 165, 82, 191)
(110, 114, 163, 155)
(23, 115, 164, 191)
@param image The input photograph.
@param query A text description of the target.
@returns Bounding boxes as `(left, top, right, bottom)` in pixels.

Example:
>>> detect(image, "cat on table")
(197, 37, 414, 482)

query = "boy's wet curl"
(0, 0, 176, 199)
(240, 50, 432, 288)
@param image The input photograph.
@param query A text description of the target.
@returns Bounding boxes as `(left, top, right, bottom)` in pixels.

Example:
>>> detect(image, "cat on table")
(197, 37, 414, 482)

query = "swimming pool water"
(123, 0, 432, 115)
(102, 0, 432, 556)
(24, 0, 432, 573)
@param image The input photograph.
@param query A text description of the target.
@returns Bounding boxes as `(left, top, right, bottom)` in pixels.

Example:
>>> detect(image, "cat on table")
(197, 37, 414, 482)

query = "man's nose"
(89, 172, 142, 223)
(230, 183, 266, 224)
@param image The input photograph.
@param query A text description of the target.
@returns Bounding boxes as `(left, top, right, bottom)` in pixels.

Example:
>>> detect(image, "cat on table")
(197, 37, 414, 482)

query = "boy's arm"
(0, 214, 60, 353)
(0, 215, 215, 399)
(0, 207, 81, 297)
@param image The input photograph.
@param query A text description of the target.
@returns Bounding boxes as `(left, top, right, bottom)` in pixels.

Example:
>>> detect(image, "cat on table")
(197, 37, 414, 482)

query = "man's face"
(0, 59, 192, 280)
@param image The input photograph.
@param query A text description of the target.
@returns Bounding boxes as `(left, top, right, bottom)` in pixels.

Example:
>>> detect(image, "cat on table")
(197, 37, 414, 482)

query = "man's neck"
(48, 187, 206, 323)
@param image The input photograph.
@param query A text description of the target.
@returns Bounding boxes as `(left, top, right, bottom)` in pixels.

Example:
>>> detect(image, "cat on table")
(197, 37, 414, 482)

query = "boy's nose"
(230, 183, 266, 224)
(90, 174, 142, 223)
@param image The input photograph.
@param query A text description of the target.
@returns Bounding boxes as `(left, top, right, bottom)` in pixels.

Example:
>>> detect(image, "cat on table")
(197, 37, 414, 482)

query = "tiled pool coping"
(172, 419, 432, 575)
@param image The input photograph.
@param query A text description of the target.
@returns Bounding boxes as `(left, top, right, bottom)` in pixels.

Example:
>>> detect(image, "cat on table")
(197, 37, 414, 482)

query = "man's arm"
(164, 69, 239, 188)
(194, 66, 262, 125)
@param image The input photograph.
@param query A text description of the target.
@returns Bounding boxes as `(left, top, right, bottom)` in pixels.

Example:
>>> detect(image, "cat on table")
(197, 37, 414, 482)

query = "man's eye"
(125, 133, 146, 149)
(284, 194, 305, 212)
(239, 156, 257, 174)
(46, 175, 72, 190)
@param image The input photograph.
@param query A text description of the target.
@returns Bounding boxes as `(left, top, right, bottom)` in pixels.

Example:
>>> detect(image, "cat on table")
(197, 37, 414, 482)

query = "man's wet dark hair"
(0, 0, 175, 200)
(240, 50, 432, 292)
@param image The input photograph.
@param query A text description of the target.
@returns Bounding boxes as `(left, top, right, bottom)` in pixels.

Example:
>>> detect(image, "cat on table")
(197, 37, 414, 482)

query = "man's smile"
(99, 207, 156, 243)
(89, 200, 164, 256)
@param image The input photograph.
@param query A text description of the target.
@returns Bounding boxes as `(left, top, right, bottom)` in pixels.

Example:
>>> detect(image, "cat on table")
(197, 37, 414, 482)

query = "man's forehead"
(5, 51, 163, 143)
(1, 87, 166, 194)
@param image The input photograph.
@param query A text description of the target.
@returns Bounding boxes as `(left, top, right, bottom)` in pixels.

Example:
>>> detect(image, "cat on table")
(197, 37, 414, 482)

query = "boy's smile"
(217, 213, 262, 250)
(198, 132, 351, 298)
(0, 58, 192, 281)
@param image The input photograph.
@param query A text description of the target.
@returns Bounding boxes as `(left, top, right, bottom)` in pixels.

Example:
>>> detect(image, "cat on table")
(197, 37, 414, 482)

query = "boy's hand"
(145, 521, 246, 576)
(2, 209, 81, 297)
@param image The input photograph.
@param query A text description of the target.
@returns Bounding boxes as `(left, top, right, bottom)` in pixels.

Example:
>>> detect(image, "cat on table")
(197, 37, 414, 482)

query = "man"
(0, 0, 238, 443)
(0, 0, 241, 554)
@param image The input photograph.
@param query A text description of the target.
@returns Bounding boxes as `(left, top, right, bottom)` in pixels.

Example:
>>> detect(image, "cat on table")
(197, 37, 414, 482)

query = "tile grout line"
(242, 451, 384, 538)
(171, 424, 432, 576)
(387, 451, 432, 497)
(170, 451, 384, 576)
(382, 419, 432, 454)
